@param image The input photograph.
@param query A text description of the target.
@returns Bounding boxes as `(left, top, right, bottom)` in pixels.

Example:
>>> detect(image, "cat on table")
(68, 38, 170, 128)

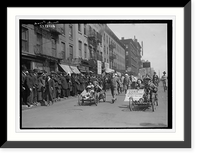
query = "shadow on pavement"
(139, 122, 167, 127)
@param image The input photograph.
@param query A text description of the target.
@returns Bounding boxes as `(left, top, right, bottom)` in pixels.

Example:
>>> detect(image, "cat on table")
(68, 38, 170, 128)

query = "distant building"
(104, 25, 126, 73)
(120, 37, 142, 76)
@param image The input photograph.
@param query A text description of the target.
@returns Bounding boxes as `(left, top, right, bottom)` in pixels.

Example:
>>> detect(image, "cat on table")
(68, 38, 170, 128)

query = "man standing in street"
(108, 73, 118, 103)
(123, 74, 130, 94)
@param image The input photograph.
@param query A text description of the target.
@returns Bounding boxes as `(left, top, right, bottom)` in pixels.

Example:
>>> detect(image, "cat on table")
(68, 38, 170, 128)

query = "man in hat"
(161, 71, 167, 91)
(45, 74, 54, 106)
(143, 75, 158, 102)
(60, 72, 68, 99)
(26, 70, 34, 107)
(32, 69, 39, 106)
(123, 74, 130, 94)
(152, 71, 159, 86)
(21, 65, 29, 106)
(108, 73, 118, 103)
(37, 70, 45, 105)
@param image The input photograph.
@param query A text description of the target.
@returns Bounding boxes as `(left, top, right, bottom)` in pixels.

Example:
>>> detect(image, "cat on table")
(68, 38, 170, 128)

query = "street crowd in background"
(21, 64, 167, 108)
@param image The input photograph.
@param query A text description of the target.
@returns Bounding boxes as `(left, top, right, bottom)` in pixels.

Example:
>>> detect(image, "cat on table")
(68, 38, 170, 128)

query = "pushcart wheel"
(129, 97, 133, 111)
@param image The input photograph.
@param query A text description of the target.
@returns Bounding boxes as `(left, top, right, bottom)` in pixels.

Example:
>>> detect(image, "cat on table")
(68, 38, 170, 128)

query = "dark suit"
(45, 77, 54, 104)
(60, 76, 68, 98)
(26, 74, 34, 104)
(21, 72, 29, 105)
(65, 75, 71, 97)
(32, 74, 38, 104)
(37, 76, 45, 101)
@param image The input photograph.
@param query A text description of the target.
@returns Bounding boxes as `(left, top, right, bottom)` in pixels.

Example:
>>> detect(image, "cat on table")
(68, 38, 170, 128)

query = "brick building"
(120, 37, 142, 76)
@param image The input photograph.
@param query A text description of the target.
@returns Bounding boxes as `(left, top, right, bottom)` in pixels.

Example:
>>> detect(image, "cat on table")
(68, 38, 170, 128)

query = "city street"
(21, 83, 168, 128)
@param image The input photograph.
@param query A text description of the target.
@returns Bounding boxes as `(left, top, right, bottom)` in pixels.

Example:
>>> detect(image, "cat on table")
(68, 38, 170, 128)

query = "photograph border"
(19, 19, 172, 130)
(3, 2, 191, 148)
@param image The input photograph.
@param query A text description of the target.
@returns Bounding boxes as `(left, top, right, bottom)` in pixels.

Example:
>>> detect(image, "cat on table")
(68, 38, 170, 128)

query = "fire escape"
(109, 41, 116, 70)
(87, 29, 102, 73)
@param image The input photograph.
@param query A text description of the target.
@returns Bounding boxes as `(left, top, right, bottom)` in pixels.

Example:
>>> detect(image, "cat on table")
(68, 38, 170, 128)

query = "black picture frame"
(3, 2, 191, 148)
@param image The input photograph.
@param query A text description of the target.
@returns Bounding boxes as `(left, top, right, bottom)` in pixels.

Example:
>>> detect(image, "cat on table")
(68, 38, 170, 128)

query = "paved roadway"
(22, 83, 168, 128)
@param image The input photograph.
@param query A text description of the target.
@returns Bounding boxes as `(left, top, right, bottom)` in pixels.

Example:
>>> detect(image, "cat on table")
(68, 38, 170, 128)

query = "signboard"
(105, 62, 109, 71)
(124, 89, 144, 101)
(143, 62, 151, 68)
(97, 60, 102, 74)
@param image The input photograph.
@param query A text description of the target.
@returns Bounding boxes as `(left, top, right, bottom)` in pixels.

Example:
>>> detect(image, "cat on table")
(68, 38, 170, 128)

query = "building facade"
(120, 37, 142, 76)
(21, 23, 64, 73)
(21, 22, 126, 75)
(104, 25, 126, 73)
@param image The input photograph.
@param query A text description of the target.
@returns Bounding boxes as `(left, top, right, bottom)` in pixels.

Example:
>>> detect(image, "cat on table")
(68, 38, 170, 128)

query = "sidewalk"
(21, 95, 78, 111)
(22, 90, 113, 111)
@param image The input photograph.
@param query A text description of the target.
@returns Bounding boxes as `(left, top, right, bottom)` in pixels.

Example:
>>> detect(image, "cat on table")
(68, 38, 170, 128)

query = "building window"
(78, 40, 82, 58)
(103, 33, 105, 41)
(22, 27, 29, 52)
(36, 33, 42, 53)
(69, 44, 73, 61)
(84, 44, 87, 59)
(84, 24, 87, 35)
(61, 42, 65, 59)
(78, 24, 81, 33)
(69, 24, 73, 39)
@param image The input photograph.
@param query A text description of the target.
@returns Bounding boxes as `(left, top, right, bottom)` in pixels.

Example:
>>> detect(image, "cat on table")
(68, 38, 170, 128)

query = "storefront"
(21, 53, 60, 73)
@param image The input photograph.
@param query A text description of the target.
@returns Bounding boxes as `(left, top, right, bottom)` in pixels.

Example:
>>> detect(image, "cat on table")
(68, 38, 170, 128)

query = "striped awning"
(70, 66, 81, 74)
(59, 64, 73, 74)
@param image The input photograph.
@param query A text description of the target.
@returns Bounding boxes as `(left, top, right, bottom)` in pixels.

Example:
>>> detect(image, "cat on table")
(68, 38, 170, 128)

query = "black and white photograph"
(4, 4, 192, 150)
(20, 20, 171, 129)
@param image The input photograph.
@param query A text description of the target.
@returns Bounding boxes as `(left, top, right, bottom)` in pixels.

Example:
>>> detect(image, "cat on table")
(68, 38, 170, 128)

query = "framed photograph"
(3, 2, 191, 148)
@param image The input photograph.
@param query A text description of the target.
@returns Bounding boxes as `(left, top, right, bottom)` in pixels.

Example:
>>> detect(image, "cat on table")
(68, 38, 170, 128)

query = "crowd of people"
(21, 64, 166, 107)
(21, 65, 105, 108)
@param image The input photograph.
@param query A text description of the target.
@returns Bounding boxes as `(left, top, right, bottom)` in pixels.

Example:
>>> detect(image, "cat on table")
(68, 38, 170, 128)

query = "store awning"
(78, 66, 86, 73)
(70, 66, 81, 74)
(59, 64, 73, 74)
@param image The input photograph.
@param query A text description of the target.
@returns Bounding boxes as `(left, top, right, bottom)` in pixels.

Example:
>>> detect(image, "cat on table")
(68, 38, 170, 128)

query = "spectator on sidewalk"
(60, 72, 68, 99)
(37, 71, 45, 106)
(45, 74, 54, 106)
